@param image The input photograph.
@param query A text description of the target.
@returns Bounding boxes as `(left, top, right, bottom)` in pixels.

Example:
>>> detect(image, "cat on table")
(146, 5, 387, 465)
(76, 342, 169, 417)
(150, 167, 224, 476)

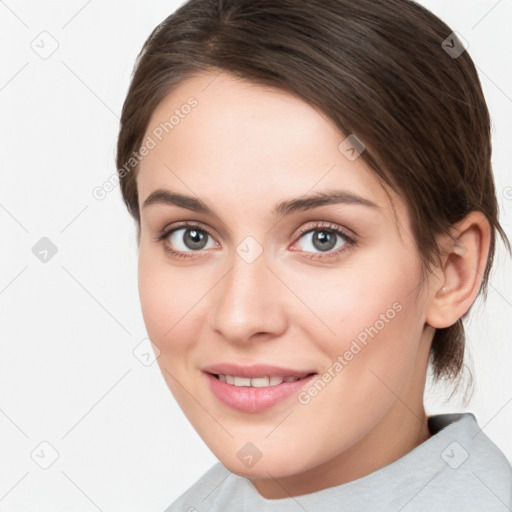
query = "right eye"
(155, 222, 220, 259)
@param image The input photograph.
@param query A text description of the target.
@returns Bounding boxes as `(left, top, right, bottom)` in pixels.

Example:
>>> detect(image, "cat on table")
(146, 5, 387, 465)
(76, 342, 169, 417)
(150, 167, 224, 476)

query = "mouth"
(202, 364, 317, 412)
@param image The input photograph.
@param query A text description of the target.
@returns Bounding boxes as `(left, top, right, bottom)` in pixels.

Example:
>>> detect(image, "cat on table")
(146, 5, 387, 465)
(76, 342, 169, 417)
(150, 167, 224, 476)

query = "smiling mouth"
(205, 370, 318, 412)
(211, 373, 316, 387)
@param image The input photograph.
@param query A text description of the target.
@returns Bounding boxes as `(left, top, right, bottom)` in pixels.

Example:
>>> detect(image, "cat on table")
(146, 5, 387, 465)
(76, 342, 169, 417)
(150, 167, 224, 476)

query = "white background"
(1, 1, 511, 510)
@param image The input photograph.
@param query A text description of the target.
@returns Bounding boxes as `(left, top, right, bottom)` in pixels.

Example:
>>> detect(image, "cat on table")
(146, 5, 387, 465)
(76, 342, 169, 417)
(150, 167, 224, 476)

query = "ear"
(425, 211, 491, 329)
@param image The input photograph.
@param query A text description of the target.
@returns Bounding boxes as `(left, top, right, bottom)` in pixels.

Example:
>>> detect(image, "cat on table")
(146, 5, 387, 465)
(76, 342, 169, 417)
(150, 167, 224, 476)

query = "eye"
(168, 227, 216, 252)
(293, 221, 356, 259)
(155, 222, 218, 259)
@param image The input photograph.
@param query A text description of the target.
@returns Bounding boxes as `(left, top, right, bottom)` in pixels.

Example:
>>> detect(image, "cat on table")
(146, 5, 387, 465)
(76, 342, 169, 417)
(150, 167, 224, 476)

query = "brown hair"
(116, 0, 510, 384)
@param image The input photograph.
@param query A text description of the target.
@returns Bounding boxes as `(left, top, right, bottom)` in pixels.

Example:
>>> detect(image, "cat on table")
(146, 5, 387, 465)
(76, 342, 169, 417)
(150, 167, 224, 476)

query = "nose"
(208, 247, 288, 345)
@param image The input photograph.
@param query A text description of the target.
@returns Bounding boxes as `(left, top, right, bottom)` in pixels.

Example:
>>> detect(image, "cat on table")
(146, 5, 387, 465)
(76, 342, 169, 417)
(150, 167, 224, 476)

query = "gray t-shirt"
(165, 413, 512, 511)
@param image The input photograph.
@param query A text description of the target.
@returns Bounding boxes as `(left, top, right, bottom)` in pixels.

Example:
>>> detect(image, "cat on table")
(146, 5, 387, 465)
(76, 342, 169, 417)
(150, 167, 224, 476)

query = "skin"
(135, 71, 491, 499)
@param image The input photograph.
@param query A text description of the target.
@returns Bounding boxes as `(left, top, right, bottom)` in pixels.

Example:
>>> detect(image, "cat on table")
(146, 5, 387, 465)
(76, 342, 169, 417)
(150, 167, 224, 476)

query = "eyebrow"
(142, 188, 380, 216)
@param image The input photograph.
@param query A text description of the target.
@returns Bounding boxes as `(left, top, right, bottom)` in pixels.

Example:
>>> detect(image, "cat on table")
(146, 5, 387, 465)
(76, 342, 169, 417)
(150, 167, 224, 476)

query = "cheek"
(137, 248, 198, 352)
(288, 259, 425, 447)
(293, 250, 425, 378)
(137, 249, 205, 408)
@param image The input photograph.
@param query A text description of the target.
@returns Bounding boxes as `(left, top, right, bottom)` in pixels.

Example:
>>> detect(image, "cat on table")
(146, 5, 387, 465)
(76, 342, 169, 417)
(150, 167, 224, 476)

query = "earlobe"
(426, 211, 491, 329)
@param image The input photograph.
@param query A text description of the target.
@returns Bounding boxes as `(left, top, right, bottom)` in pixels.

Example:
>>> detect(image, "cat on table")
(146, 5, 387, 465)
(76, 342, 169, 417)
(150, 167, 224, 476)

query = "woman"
(116, 0, 512, 509)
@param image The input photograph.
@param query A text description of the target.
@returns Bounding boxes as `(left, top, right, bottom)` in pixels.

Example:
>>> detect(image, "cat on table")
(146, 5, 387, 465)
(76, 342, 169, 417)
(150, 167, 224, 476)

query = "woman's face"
(136, 71, 435, 496)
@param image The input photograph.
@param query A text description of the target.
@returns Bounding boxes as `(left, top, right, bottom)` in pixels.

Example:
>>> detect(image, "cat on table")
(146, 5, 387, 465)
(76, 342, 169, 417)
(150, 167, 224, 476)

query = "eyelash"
(154, 220, 357, 261)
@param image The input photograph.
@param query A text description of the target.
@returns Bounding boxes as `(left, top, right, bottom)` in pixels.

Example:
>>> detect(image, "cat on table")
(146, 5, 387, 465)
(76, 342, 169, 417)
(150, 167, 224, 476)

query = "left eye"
(296, 228, 350, 254)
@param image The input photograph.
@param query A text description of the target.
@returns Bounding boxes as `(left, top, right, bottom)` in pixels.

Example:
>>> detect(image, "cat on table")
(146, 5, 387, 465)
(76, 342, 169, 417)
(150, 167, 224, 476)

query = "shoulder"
(423, 412, 512, 510)
(163, 462, 238, 512)
(463, 415, 512, 494)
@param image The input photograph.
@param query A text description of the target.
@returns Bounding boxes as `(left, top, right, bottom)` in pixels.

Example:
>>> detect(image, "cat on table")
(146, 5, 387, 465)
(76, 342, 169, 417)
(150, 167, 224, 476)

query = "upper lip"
(202, 363, 315, 379)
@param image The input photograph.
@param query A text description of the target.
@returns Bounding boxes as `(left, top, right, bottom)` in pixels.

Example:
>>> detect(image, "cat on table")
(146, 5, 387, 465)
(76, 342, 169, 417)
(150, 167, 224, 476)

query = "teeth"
(217, 374, 301, 387)
(234, 376, 251, 386)
(250, 377, 271, 387)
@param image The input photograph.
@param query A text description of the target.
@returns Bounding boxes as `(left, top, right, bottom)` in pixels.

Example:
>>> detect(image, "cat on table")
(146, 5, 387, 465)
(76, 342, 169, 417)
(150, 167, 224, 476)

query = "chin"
(215, 443, 317, 480)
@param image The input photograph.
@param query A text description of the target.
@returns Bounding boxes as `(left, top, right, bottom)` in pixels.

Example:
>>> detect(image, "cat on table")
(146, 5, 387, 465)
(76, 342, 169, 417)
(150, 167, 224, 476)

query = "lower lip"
(205, 373, 316, 413)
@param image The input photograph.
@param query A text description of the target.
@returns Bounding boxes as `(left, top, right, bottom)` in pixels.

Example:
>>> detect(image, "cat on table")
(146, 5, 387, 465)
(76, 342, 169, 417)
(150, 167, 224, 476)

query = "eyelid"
(155, 220, 356, 242)
(154, 220, 217, 243)
(294, 220, 357, 243)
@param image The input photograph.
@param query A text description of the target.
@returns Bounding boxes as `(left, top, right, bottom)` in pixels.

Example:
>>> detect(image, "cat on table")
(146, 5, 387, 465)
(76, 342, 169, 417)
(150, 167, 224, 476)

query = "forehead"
(136, 71, 403, 226)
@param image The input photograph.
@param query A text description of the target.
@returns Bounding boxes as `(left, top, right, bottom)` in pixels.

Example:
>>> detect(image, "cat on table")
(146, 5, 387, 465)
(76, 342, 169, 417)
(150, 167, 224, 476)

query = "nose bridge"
(209, 240, 287, 342)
